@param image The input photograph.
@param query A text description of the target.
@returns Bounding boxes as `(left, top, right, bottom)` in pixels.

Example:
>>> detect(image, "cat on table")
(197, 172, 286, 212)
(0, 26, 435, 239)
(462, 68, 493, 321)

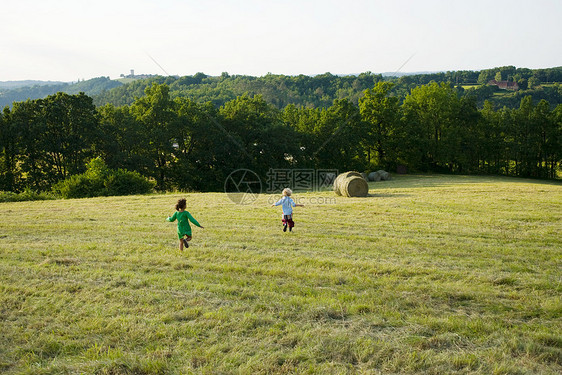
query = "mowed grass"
(0, 175, 561, 374)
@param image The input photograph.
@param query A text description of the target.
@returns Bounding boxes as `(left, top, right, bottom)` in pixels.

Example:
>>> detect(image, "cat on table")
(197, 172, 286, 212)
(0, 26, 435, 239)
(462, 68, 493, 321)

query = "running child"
(271, 188, 304, 232)
(166, 198, 204, 250)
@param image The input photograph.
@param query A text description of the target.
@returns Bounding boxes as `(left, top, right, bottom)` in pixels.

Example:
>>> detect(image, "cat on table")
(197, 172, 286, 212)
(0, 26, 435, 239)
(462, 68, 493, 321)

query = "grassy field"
(114, 78, 138, 84)
(1, 175, 561, 374)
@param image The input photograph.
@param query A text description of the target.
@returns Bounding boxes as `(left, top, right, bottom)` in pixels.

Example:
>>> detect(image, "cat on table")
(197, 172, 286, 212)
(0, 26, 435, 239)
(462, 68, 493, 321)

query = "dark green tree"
(312, 99, 367, 171)
(131, 83, 176, 189)
(480, 101, 508, 174)
(10, 99, 48, 189)
(41, 92, 99, 182)
(402, 82, 460, 171)
(171, 98, 228, 191)
(550, 104, 562, 178)
(219, 94, 294, 176)
(359, 82, 402, 168)
(533, 99, 558, 178)
(0, 108, 20, 191)
(446, 96, 481, 173)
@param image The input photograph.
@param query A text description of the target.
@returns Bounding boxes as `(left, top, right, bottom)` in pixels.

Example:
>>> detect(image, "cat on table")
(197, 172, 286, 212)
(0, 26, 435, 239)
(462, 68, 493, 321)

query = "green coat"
(166, 210, 201, 239)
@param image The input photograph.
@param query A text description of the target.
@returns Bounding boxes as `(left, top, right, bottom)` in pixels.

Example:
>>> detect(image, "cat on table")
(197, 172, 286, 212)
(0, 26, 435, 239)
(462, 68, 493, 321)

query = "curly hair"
(175, 198, 187, 211)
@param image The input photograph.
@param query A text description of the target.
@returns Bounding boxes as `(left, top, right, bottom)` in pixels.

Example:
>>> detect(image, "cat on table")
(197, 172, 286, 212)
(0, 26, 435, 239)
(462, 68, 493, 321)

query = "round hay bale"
(376, 170, 390, 181)
(368, 171, 381, 182)
(360, 172, 368, 180)
(333, 171, 362, 195)
(341, 176, 369, 197)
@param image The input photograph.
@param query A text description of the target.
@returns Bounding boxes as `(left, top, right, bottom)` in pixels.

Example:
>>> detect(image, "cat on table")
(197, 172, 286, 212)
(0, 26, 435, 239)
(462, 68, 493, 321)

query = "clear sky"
(1, 0, 560, 81)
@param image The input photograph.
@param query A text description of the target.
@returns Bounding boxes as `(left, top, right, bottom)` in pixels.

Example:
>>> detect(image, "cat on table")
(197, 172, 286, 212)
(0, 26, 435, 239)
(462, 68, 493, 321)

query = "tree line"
(0, 81, 560, 194)
(92, 68, 562, 110)
(2, 66, 561, 111)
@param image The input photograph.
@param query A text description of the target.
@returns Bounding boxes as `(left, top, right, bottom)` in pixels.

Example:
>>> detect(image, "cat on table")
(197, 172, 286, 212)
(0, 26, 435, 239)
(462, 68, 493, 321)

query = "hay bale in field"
(341, 176, 369, 197)
(333, 171, 362, 196)
(368, 171, 381, 182)
(376, 170, 390, 181)
(360, 172, 368, 180)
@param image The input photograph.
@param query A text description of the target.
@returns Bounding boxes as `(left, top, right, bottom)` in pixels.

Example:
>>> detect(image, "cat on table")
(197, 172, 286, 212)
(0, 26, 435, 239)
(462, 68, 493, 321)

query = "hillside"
(92, 67, 562, 110)
(0, 80, 66, 90)
(1, 175, 560, 374)
(0, 77, 122, 108)
(2, 66, 561, 110)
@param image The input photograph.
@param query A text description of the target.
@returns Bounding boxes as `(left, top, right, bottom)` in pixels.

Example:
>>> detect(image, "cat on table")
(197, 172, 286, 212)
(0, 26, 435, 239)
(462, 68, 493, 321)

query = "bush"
(103, 169, 156, 196)
(52, 174, 104, 199)
(0, 189, 56, 202)
(53, 158, 155, 199)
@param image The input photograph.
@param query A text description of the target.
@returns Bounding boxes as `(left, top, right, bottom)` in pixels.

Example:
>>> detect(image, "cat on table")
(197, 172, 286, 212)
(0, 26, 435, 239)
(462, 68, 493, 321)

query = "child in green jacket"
(166, 198, 204, 251)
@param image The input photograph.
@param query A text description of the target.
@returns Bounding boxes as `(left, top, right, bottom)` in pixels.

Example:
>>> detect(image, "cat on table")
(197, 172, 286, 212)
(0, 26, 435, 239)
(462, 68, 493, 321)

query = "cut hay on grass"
(1, 174, 561, 374)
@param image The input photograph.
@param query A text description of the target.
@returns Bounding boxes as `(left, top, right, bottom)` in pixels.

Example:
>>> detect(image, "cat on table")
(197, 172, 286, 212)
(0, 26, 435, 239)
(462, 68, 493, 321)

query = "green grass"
(115, 78, 138, 84)
(1, 175, 561, 374)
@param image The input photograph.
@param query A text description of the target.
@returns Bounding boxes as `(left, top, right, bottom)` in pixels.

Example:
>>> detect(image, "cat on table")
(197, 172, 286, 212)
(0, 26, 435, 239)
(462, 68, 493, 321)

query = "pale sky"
(1, 0, 560, 81)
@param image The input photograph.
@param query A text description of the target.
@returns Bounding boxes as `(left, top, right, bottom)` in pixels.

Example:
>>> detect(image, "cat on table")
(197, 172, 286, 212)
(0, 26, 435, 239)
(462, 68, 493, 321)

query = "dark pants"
(282, 214, 294, 228)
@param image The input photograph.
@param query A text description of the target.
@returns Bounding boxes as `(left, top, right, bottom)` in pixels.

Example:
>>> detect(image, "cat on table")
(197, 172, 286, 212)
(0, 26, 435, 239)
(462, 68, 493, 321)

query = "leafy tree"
(402, 82, 460, 171)
(131, 83, 176, 189)
(480, 101, 509, 174)
(359, 82, 402, 168)
(477, 70, 494, 85)
(10, 99, 48, 189)
(97, 104, 151, 173)
(528, 76, 540, 89)
(517, 77, 528, 90)
(312, 99, 367, 171)
(446, 96, 481, 173)
(41, 92, 99, 181)
(0, 107, 19, 191)
(170, 98, 228, 191)
(533, 99, 559, 178)
(219, 94, 297, 176)
(550, 104, 562, 178)
(511, 96, 536, 176)
(282, 104, 321, 168)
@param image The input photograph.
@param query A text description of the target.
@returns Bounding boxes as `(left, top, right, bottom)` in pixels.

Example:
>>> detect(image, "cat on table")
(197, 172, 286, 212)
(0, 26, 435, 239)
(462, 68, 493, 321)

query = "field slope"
(1, 175, 561, 374)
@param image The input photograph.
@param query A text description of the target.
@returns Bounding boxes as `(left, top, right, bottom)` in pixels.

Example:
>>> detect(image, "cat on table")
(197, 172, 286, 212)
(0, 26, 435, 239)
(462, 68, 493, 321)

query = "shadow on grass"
(367, 193, 412, 198)
(368, 174, 562, 190)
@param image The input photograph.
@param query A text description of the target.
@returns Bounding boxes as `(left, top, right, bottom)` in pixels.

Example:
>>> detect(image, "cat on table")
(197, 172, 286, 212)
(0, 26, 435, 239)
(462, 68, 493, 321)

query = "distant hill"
(380, 71, 442, 77)
(0, 77, 122, 108)
(0, 80, 66, 90)
(92, 67, 562, 110)
(2, 67, 561, 110)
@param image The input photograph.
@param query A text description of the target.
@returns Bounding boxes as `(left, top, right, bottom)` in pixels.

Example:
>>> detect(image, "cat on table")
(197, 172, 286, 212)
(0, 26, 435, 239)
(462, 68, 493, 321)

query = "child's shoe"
(183, 238, 189, 248)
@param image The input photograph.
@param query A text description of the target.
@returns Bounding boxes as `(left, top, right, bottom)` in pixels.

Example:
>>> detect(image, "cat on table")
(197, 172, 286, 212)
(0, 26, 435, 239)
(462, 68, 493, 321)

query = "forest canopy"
(2, 66, 561, 110)
(1, 74, 560, 195)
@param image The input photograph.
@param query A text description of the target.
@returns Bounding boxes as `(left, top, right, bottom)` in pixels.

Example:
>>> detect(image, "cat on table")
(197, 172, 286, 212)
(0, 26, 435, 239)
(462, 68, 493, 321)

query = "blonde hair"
(282, 188, 292, 196)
